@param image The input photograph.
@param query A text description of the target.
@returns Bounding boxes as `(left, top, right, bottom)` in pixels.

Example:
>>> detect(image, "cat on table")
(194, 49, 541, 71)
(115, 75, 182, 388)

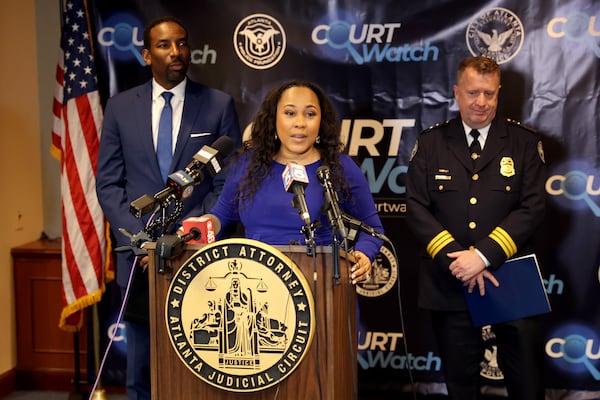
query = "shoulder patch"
(506, 118, 537, 134)
(409, 140, 418, 162)
(537, 140, 545, 164)
(423, 119, 450, 134)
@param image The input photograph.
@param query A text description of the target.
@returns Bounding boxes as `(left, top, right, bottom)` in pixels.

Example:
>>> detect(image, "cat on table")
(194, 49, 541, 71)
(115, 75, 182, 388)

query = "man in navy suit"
(96, 16, 241, 399)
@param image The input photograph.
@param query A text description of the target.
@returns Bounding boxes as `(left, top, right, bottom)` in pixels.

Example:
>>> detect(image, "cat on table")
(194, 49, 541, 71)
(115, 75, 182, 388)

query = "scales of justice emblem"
(165, 238, 315, 392)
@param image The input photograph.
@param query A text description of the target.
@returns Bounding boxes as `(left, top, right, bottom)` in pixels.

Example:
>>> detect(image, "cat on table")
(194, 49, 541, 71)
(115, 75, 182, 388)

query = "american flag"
(51, 0, 112, 331)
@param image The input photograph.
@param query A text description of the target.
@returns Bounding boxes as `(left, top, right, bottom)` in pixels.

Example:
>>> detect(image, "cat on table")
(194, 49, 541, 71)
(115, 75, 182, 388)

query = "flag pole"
(67, 331, 82, 400)
(90, 303, 108, 400)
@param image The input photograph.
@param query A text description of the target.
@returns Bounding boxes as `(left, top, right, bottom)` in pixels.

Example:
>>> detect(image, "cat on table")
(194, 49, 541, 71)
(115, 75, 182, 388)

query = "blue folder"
(464, 254, 551, 327)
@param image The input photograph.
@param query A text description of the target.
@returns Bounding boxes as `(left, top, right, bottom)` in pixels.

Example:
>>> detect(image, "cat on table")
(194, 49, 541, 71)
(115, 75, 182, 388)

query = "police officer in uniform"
(406, 56, 546, 399)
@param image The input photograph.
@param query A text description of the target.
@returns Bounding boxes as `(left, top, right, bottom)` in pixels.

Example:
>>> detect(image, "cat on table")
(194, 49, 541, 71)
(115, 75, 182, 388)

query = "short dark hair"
(142, 16, 188, 49)
(457, 56, 501, 83)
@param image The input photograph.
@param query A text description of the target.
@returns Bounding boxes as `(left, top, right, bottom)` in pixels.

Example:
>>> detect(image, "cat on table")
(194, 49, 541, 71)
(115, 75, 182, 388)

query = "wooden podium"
(147, 241, 357, 400)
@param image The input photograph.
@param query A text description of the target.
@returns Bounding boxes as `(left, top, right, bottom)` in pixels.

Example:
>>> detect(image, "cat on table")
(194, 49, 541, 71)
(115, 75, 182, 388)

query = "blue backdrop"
(88, 0, 600, 396)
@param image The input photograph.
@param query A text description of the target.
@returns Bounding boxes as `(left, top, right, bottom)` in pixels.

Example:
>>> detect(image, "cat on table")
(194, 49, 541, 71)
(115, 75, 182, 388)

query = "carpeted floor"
(2, 391, 127, 400)
(5, 389, 600, 400)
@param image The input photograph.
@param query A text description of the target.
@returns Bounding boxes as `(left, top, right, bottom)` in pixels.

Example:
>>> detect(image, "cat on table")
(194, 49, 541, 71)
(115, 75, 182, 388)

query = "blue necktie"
(157, 91, 174, 183)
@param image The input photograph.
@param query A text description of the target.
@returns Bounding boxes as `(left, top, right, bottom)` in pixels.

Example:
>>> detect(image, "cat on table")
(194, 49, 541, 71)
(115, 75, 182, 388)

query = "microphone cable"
(341, 239, 359, 400)
(387, 239, 417, 400)
(87, 211, 158, 400)
(310, 239, 325, 400)
(346, 228, 417, 399)
(277, 239, 323, 400)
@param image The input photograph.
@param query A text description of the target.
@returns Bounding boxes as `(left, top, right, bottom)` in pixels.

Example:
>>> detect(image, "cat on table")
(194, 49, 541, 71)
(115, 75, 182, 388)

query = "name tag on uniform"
(435, 169, 451, 180)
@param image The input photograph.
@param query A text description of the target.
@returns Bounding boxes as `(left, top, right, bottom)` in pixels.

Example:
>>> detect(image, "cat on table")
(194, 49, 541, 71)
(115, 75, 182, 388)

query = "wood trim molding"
(0, 368, 17, 398)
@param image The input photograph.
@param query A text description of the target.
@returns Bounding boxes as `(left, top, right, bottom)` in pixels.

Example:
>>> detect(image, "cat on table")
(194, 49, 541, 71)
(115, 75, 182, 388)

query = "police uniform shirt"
(406, 117, 546, 310)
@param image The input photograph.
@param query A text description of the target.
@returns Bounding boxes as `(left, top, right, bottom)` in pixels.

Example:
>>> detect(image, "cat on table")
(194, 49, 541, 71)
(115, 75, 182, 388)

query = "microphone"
(162, 135, 235, 199)
(282, 162, 311, 227)
(182, 215, 221, 244)
(178, 227, 201, 243)
(341, 213, 389, 243)
(189, 135, 235, 177)
(155, 226, 206, 274)
(130, 136, 235, 218)
(153, 169, 197, 205)
(316, 165, 347, 240)
(129, 194, 156, 218)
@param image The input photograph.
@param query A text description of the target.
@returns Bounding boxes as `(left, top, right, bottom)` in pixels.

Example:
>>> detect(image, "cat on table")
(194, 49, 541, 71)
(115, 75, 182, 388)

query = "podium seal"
(165, 238, 315, 392)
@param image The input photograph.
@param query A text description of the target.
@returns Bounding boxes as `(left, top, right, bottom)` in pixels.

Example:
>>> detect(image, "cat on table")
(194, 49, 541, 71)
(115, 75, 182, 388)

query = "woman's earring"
(315, 136, 321, 144)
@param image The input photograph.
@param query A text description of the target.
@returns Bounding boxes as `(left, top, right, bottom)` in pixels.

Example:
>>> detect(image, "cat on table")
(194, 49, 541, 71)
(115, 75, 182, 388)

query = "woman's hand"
(350, 250, 372, 285)
(138, 255, 150, 270)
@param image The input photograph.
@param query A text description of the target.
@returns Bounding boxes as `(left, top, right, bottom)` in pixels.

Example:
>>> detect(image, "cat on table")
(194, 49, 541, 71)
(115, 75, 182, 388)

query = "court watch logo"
(165, 239, 315, 392)
(234, 13, 286, 69)
(466, 7, 524, 64)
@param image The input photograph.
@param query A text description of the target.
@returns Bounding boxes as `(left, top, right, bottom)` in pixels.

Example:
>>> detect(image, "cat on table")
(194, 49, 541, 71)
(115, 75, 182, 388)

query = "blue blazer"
(96, 79, 242, 287)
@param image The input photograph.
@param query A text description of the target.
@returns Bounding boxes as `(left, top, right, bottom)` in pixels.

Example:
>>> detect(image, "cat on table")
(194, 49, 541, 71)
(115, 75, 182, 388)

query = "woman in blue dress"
(207, 79, 383, 284)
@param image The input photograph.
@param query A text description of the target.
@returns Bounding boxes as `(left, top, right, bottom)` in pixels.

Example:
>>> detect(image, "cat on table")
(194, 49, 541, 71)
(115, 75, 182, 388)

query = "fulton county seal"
(165, 238, 315, 392)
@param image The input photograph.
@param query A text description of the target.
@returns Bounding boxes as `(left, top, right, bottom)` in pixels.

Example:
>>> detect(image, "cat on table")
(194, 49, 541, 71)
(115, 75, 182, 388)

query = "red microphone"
(181, 215, 220, 244)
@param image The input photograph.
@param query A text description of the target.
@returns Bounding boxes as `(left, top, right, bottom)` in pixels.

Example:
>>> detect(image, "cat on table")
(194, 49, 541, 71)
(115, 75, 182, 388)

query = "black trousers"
(430, 310, 545, 400)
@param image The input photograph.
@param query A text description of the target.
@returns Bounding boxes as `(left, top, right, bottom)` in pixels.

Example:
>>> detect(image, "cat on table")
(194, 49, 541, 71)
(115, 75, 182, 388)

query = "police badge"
(499, 157, 515, 177)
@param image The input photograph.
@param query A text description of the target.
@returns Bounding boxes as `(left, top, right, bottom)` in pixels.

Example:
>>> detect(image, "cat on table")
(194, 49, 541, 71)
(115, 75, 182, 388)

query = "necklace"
(274, 148, 320, 165)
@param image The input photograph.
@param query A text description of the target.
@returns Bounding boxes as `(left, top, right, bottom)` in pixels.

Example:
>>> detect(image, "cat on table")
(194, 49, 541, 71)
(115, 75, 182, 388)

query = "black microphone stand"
(324, 203, 341, 280)
(144, 194, 183, 238)
(316, 165, 347, 280)
(295, 194, 316, 256)
(116, 193, 184, 259)
(341, 213, 391, 244)
(301, 224, 316, 256)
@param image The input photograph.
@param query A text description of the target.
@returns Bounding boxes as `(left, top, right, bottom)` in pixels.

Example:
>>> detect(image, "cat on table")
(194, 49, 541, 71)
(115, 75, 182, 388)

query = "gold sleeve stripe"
(427, 230, 454, 259)
(489, 227, 517, 258)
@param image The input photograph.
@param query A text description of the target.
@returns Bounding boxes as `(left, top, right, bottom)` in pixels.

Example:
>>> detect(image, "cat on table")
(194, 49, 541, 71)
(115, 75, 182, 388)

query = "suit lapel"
(135, 83, 161, 174)
(135, 82, 163, 182)
(172, 81, 204, 168)
(447, 119, 473, 170)
(478, 120, 506, 170)
(448, 118, 507, 171)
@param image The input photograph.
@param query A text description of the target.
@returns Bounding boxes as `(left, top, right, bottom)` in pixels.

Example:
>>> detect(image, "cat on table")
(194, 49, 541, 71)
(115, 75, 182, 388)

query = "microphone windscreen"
(193, 136, 235, 176)
(167, 170, 196, 199)
(182, 215, 218, 244)
(316, 165, 331, 184)
(211, 136, 235, 158)
(203, 214, 222, 235)
(282, 162, 309, 192)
